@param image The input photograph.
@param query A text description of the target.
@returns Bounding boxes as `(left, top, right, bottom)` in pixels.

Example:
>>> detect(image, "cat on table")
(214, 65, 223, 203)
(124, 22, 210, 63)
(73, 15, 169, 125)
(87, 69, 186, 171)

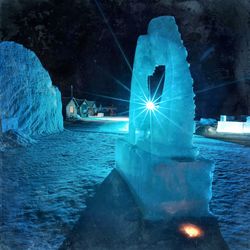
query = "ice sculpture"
(0, 42, 63, 136)
(116, 16, 214, 220)
(129, 16, 196, 158)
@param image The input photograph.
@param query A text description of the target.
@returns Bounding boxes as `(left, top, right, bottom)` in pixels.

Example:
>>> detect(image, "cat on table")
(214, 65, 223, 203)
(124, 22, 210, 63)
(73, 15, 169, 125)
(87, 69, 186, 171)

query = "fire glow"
(179, 223, 204, 238)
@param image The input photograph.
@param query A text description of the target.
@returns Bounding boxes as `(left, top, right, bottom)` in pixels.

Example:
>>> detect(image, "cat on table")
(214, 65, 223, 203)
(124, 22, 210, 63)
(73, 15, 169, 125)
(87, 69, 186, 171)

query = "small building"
(80, 100, 98, 117)
(62, 97, 98, 119)
(65, 98, 79, 119)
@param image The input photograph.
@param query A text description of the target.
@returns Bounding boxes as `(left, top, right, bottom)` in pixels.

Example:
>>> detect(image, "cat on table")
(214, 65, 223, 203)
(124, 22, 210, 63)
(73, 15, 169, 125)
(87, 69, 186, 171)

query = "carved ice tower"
(129, 16, 196, 158)
(116, 16, 214, 220)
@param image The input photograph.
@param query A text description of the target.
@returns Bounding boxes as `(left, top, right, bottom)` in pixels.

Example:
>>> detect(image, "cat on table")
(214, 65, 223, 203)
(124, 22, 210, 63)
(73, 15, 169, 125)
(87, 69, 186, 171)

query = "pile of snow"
(217, 121, 250, 134)
(0, 42, 63, 148)
(0, 131, 36, 151)
(195, 118, 217, 136)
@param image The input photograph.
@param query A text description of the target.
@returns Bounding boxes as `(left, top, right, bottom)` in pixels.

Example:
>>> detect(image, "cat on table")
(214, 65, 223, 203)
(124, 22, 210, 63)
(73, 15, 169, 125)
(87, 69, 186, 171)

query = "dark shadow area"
(60, 169, 228, 250)
(2, 0, 249, 117)
(148, 65, 165, 101)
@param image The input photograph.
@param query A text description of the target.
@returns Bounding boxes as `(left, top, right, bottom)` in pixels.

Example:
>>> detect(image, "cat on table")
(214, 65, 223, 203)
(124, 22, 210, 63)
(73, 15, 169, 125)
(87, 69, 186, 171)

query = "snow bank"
(0, 42, 63, 143)
(217, 121, 250, 134)
(0, 131, 36, 151)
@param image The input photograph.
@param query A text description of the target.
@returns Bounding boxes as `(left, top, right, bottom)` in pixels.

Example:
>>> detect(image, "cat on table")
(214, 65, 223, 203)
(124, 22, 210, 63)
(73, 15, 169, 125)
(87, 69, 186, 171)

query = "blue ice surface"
(128, 16, 195, 158)
(116, 16, 213, 220)
(0, 41, 63, 137)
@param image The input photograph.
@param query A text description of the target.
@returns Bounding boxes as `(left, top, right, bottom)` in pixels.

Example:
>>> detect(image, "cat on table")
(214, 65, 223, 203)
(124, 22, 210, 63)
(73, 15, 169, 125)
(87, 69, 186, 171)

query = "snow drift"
(0, 42, 63, 145)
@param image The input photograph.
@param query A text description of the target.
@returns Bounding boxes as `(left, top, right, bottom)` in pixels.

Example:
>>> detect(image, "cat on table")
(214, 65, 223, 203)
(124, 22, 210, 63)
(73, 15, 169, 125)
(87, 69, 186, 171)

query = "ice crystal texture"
(116, 16, 214, 220)
(0, 42, 63, 136)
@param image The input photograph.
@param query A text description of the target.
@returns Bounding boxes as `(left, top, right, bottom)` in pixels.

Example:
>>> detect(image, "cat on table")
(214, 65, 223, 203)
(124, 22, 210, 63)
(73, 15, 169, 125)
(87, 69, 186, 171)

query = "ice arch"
(129, 16, 196, 158)
(0, 42, 63, 136)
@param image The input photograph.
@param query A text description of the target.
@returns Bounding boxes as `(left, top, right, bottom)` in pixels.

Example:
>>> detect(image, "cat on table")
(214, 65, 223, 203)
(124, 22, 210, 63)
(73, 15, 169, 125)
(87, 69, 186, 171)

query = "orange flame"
(179, 223, 204, 238)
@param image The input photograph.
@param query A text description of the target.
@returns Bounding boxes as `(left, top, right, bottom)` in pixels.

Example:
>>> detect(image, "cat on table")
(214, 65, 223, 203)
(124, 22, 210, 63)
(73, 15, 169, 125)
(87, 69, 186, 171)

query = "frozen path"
(0, 123, 249, 249)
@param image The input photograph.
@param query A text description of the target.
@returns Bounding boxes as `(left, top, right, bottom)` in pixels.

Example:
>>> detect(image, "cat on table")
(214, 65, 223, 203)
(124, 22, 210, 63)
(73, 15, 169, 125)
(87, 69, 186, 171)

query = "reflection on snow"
(0, 124, 249, 250)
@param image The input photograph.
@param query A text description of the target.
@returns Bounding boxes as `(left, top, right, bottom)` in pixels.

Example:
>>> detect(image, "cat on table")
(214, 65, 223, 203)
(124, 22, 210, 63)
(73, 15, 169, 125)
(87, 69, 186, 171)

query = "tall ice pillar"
(116, 16, 214, 220)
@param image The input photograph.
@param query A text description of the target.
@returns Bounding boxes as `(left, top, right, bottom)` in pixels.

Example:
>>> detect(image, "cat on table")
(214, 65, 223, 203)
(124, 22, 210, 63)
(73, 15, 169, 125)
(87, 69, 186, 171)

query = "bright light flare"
(146, 101, 156, 111)
(179, 223, 204, 238)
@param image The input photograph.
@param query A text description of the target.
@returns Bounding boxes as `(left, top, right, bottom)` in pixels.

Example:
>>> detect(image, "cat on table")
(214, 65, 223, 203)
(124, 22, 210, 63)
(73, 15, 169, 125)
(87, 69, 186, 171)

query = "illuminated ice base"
(115, 138, 214, 220)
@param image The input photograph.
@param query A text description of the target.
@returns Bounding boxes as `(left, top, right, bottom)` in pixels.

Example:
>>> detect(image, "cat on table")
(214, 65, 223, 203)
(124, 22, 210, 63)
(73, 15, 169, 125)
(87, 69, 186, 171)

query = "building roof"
(62, 97, 96, 108)
(83, 100, 96, 107)
(74, 98, 85, 107)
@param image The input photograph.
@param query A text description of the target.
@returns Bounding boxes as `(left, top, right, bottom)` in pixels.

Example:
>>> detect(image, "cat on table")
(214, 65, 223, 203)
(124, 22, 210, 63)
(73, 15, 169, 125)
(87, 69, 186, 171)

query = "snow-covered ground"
(0, 122, 249, 250)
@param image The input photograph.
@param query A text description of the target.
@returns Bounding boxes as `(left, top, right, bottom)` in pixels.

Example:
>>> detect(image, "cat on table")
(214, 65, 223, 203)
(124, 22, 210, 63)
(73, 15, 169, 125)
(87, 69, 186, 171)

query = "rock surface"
(60, 169, 228, 250)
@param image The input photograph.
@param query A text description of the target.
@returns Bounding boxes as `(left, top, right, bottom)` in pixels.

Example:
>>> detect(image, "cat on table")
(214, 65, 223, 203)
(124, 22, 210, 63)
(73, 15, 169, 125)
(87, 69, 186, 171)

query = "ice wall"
(0, 42, 63, 136)
(116, 16, 214, 220)
(129, 16, 196, 158)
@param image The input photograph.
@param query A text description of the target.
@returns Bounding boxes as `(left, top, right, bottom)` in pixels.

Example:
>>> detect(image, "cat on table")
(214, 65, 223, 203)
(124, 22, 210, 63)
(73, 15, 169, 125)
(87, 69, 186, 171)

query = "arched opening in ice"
(147, 65, 165, 103)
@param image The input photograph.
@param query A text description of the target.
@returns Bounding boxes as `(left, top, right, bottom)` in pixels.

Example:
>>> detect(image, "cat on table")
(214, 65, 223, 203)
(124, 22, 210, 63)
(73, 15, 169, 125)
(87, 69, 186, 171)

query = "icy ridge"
(0, 42, 63, 145)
